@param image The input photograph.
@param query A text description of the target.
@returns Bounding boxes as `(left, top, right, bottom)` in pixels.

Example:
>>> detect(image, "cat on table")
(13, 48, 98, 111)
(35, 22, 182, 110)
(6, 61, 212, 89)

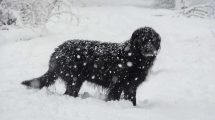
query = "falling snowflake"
(94, 64, 98, 68)
(73, 77, 77, 81)
(127, 62, 133, 67)
(76, 48, 80, 51)
(30, 80, 40, 88)
(118, 64, 123, 68)
(92, 75, 95, 79)
(77, 55, 81, 59)
(128, 53, 132, 56)
(74, 65, 77, 68)
(83, 62, 87, 66)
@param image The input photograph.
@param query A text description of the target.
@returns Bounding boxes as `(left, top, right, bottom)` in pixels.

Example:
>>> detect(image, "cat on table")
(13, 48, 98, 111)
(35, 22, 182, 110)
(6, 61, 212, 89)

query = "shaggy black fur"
(22, 27, 161, 106)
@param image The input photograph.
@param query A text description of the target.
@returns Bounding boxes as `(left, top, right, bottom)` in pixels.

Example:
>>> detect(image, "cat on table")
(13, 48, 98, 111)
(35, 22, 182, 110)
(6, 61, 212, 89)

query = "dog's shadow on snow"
(80, 92, 161, 109)
(136, 99, 158, 109)
(22, 80, 166, 110)
(45, 88, 161, 109)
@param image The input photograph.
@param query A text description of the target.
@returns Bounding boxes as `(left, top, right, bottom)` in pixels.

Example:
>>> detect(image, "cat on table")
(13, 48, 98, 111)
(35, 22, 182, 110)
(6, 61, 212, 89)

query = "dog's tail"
(22, 53, 59, 89)
(21, 70, 57, 89)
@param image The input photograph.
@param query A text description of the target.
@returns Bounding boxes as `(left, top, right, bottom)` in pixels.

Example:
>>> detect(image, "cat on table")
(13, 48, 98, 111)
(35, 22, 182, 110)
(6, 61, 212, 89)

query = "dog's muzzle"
(141, 43, 157, 57)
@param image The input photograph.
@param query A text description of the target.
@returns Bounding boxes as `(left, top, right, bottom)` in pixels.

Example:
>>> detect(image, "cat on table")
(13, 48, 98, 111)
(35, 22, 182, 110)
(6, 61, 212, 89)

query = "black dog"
(22, 27, 161, 106)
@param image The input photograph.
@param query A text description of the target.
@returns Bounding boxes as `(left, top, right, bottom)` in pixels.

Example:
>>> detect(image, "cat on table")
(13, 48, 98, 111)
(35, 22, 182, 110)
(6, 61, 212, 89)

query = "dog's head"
(130, 27, 161, 57)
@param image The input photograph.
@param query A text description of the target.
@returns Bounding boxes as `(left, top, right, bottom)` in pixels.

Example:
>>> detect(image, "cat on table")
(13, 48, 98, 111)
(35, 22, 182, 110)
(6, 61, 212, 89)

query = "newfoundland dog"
(22, 27, 161, 106)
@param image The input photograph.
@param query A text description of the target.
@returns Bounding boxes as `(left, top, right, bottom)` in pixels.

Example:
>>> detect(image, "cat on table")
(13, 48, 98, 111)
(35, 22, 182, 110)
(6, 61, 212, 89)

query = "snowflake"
(76, 48, 80, 51)
(73, 77, 77, 81)
(83, 62, 87, 66)
(128, 53, 132, 56)
(74, 65, 77, 68)
(92, 75, 95, 79)
(127, 62, 133, 67)
(30, 80, 40, 88)
(84, 51, 87, 55)
(118, 64, 123, 68)
(94, 64, 98, 68)
(77, 55, 81, 59)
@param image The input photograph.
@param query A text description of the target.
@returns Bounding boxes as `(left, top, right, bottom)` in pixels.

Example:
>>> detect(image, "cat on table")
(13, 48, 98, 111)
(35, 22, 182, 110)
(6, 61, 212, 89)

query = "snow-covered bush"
(0, 0, 57, 27)
(18, 0, 57, 27)
(0, 0, 74, 28)
(0, 8, 16, 26)
(0, 0, 18, 27)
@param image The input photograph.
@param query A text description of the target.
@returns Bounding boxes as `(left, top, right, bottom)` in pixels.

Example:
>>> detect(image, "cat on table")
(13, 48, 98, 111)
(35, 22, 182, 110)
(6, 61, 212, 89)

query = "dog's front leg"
(124, 86, 137, 106)
(106, 83, 123, 101)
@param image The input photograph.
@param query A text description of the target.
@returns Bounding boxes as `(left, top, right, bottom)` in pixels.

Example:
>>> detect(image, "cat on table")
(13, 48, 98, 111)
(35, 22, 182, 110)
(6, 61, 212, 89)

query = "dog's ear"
(131, 28, 143, 41)
(130, 27, 147, 49)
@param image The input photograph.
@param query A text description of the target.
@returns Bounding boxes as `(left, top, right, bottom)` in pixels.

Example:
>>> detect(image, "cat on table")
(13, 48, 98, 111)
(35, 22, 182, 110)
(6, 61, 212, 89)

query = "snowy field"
(1, 3, 215, 120)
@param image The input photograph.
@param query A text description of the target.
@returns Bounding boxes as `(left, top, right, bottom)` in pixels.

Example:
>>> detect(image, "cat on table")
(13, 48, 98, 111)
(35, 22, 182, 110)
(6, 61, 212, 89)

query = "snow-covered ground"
(0, 4, 215, 120)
